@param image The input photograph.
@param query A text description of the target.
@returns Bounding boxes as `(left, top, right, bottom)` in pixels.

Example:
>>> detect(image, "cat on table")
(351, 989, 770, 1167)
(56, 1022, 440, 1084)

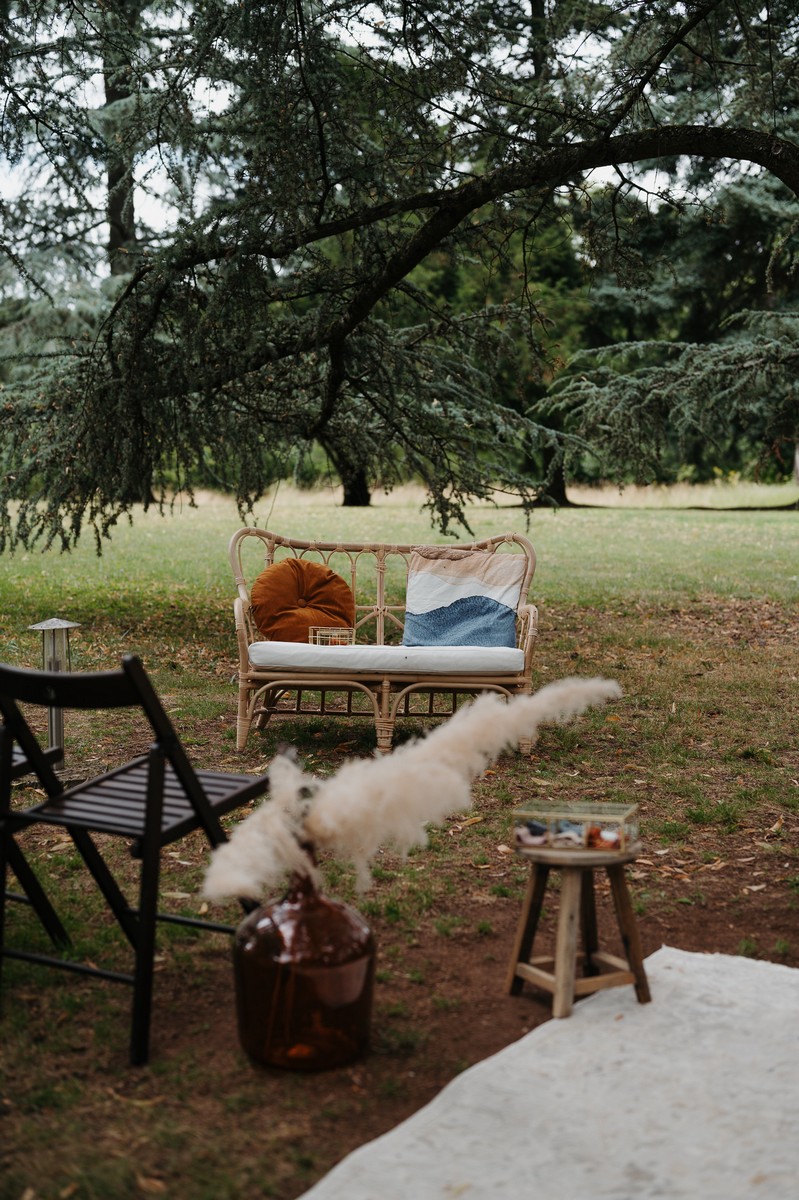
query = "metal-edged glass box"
(307, 626, 356, 645)
(513, 801, 639, 853)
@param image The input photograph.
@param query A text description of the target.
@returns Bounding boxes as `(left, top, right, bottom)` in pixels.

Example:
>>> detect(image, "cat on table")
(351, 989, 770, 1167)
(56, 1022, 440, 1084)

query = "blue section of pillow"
(402, 595, 517, 647)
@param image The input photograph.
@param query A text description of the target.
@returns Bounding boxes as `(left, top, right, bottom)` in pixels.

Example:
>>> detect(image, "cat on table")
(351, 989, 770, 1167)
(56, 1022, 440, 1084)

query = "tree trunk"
(539, 457, 570, 507)
(104, 4, 139, 275)
(319, 436, 372, 506)
(340, 466, 371, 507)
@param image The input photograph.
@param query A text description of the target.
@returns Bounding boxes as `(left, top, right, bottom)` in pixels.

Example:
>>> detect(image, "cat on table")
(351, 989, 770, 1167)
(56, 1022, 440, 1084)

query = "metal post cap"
(28, 618, 81, 631)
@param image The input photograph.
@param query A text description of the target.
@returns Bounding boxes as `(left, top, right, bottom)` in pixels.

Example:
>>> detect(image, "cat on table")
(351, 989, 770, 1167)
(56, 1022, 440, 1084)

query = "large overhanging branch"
(107, 123, 799, 394)
(324, 126, 799, 348)
(111, 124, 799, 304)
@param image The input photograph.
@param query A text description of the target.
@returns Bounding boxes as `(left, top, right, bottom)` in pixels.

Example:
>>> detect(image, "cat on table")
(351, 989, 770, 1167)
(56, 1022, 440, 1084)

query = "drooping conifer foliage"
(1, 2, 798, 549)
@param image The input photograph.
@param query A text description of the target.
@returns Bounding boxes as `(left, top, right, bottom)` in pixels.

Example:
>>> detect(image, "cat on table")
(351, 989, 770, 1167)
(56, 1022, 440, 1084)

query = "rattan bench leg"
(236, 685, 253, 751)
(375, 681, 393, 755)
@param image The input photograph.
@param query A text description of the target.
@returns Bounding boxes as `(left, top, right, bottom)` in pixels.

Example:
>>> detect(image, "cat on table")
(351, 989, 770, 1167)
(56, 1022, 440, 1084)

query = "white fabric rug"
(300, 946, 799, 1200)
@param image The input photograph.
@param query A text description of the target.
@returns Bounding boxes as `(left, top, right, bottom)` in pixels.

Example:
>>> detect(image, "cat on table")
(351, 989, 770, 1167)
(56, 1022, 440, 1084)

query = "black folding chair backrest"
(0, 656, 226, 843)
(0, 661, 138, 798)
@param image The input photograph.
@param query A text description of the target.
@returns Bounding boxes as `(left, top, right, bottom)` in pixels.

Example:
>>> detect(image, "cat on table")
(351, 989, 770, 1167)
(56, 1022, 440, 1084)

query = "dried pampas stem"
(203, 676, 621, 901)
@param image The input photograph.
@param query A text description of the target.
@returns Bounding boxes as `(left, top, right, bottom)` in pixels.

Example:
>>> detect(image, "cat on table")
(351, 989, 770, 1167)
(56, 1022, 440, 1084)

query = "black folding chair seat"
(0, 654, 269, 1064)
(10, 742, 62, 779)
(30, 759, 263, 845)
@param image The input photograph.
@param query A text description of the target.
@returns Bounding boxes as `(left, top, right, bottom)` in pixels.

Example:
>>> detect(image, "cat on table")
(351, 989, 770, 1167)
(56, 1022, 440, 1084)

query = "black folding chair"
(0, 654, 269, 1064)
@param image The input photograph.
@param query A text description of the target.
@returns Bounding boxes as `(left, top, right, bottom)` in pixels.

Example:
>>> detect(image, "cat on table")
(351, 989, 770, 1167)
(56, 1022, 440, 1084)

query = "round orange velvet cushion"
(250, 558, 355, 642)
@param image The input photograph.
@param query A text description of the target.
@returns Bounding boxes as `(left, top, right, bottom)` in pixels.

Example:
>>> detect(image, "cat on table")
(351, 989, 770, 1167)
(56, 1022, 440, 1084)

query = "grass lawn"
(0, 483, 797, 1200)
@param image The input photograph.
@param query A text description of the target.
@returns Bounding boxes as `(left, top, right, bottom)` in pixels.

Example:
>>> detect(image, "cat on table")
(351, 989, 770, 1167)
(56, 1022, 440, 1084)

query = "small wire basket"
(308, 626, 356, 646)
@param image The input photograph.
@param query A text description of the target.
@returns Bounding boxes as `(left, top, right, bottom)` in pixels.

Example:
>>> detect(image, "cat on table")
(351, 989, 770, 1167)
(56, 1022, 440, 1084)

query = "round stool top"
(514, 841, 642, 868)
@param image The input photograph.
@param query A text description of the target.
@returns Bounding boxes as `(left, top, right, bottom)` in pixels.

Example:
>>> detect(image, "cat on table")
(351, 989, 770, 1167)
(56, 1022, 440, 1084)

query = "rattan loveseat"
(229, 528, 538, 754)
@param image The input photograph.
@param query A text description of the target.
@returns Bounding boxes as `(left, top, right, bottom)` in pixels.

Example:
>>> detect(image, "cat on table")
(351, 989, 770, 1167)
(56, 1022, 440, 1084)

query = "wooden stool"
(505, 844, 651, 1017)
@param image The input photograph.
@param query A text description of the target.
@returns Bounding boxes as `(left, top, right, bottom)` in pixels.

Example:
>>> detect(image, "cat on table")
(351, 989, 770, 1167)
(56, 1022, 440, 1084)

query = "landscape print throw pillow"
(402, 547, 527, 647)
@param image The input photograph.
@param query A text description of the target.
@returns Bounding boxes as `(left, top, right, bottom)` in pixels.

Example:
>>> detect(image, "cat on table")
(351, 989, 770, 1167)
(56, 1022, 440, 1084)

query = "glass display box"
(513, 801, 639, 853)
(307, 626, 356, 645)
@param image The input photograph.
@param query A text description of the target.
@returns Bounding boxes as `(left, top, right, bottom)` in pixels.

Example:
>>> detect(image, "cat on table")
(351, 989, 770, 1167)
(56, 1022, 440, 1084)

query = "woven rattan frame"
(229, 529, 538, 754)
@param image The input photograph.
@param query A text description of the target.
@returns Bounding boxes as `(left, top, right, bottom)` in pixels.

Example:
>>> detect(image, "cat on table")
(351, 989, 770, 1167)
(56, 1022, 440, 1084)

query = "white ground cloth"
(300, 946, 799, 1200)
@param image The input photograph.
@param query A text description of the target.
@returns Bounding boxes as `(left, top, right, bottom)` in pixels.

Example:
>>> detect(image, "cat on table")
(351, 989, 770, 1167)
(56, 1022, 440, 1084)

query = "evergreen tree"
(550, 169, 799, 485)
(2, 1, 799, 548)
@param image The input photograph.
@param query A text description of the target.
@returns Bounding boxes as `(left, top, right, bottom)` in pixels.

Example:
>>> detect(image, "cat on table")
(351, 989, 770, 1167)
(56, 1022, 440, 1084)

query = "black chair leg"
(0, 830, 6, 993)
(68, 828, 140, 947)
(129, 753, 164, 1066)
(129, 851, 160, 1066)
(5, 837, 71, 949)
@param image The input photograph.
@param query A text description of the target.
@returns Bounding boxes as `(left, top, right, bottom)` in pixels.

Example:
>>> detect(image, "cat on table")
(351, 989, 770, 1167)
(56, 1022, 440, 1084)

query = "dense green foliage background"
(2, 2, 798, 549)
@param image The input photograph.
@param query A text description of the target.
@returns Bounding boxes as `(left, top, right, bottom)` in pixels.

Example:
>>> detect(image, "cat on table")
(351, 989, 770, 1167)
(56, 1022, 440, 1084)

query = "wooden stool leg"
(607, 864, 651, 1004)
(579, 867, 599, 977)
(552, 867, 582, 1017)
(505, 864, 549, 994)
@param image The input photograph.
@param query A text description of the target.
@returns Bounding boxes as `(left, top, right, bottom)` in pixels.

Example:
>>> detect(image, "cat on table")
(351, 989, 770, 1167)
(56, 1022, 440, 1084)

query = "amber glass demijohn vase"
(233, 871, 376, 1070)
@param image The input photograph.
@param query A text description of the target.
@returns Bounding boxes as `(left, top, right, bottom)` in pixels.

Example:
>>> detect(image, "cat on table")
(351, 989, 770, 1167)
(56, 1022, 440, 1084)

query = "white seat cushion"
(247, 641, 525, 674)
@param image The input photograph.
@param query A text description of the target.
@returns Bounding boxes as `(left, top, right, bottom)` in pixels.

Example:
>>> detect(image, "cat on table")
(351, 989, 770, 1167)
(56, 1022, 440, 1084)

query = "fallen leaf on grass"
(136, 1175, 167, 1195)
(107, 1087, 163, 1108)
(497, 844, 512, 855)
(744, 883, 767, 893)
(448, 816, 484, 835)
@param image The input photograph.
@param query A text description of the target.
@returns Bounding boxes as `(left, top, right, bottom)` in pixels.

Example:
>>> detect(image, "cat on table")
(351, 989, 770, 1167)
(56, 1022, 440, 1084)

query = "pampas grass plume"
(203, 676, 621, 901)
